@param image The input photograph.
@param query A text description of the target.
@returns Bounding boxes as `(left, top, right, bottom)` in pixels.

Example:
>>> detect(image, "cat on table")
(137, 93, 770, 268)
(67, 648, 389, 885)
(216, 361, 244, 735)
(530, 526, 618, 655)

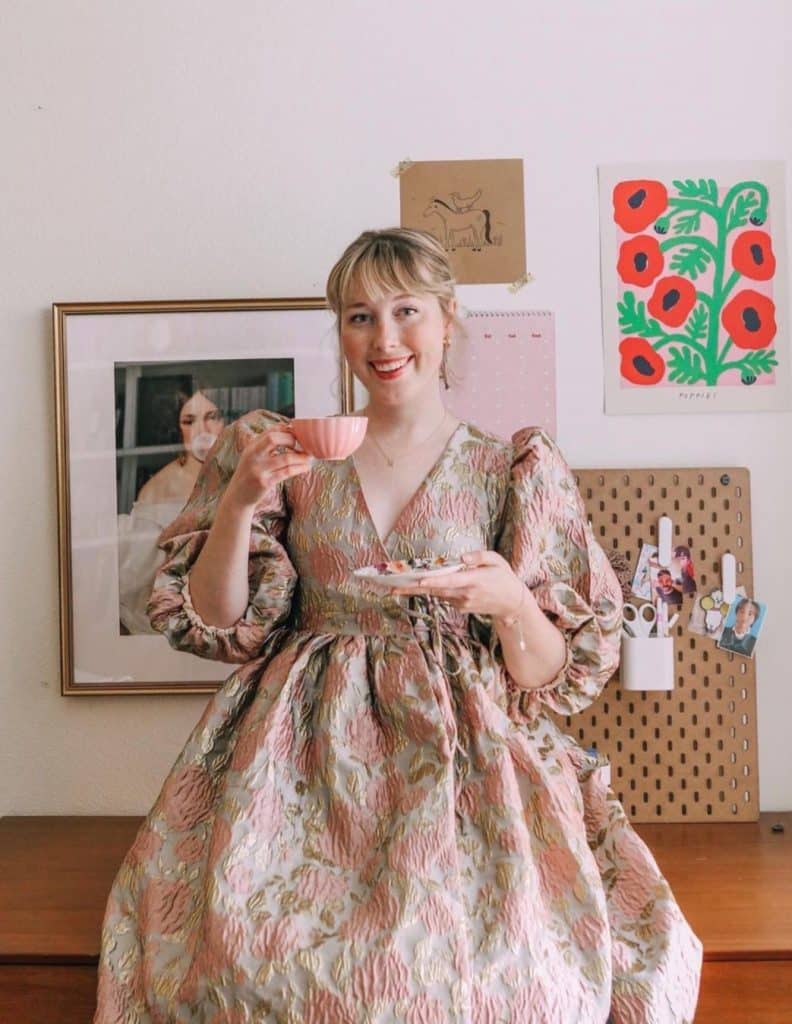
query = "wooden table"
(638, 813, 792, 1022)
(1, 813, 790, 1022)
(0, 817, 139, 1023)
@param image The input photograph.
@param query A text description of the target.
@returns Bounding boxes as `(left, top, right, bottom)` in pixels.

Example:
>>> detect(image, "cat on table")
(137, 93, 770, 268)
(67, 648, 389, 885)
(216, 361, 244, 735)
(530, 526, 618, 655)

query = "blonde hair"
(326, 228, 459, 329)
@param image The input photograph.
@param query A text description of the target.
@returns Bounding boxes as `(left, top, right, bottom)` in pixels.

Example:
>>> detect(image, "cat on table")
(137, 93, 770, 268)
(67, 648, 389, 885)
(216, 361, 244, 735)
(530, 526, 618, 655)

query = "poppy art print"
(599, 162, 789, 414)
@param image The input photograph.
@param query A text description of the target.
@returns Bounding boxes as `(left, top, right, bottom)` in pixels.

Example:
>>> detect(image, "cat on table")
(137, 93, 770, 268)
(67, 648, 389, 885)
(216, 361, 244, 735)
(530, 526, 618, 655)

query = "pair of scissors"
(623, 601, 658, 638)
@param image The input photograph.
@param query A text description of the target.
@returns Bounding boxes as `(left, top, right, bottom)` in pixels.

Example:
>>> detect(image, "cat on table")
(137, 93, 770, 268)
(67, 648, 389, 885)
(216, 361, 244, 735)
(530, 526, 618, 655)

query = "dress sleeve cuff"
(507, 640, 575, 723)
(181, 576, 240, 638)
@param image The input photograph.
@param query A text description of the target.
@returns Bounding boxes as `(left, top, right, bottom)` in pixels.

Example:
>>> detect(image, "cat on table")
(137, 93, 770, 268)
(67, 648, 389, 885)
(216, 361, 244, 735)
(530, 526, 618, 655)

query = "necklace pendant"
(368, 408, 449, 469)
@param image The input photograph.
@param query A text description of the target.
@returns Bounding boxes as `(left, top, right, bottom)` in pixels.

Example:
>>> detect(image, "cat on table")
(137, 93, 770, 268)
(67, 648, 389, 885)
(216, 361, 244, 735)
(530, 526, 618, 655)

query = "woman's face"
(179, 392, 224, 462)
(339, 287, 453, 405)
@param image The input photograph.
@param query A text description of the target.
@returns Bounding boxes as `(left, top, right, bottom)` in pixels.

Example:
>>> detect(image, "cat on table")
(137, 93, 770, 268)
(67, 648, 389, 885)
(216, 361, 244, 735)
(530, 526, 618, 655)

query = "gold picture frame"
(54, 297, 351, 696)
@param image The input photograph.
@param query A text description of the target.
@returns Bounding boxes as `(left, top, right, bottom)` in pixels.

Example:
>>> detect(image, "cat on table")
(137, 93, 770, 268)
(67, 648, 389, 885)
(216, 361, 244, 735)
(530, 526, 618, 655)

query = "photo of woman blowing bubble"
(116, 362, 293, 636)
(117, 387, 226, 635)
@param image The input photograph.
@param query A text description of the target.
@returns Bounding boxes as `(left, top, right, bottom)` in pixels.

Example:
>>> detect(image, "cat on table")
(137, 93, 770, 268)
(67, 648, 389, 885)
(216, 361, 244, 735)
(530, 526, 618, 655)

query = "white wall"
(1, 0, 790, 814)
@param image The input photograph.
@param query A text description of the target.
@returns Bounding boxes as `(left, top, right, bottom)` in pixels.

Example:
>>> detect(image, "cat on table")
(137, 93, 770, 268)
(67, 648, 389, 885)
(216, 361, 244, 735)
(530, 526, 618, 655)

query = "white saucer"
(353, 560, 464, 588)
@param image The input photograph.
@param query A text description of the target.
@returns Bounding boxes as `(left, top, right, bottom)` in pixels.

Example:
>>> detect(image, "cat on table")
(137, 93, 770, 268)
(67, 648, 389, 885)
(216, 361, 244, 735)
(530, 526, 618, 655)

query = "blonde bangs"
(338, 248, 433, 310)
(326, 228, 455, 318)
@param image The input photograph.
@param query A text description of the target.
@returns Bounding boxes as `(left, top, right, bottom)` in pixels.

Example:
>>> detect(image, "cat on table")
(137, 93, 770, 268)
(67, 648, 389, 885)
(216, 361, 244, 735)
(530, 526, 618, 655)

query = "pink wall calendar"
(446, 310, 556, 441)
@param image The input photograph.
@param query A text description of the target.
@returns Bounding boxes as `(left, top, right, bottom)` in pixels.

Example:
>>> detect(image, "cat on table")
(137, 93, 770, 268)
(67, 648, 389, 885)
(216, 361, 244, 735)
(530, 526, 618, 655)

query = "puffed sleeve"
(494, 428, 623, 722)
(146, 410, 297, 663)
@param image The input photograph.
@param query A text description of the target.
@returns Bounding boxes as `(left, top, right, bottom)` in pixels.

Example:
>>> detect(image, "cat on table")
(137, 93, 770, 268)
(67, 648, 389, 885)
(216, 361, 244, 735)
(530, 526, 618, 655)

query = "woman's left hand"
(391, 550, 524, 619)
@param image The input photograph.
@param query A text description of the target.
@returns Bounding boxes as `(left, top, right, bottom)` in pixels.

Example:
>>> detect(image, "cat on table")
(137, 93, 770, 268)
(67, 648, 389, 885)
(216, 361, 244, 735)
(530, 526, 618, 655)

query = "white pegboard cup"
(621, 636, 675, 692)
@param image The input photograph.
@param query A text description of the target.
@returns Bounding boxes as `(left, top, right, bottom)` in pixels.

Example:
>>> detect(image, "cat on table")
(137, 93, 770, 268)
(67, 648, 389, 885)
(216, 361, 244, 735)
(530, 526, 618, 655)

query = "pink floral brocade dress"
(95, 412, 702, 1024)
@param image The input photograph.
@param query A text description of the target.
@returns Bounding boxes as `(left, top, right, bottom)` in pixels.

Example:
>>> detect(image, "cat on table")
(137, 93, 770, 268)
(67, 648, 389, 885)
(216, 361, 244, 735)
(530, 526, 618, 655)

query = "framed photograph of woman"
(54, 298, 351, 695)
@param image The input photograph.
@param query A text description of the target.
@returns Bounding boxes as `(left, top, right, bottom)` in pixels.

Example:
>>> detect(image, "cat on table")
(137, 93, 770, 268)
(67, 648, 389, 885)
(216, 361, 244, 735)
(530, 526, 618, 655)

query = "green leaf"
(685, 303, 708, 341)
(734, 349, 779, 375)
(672, 178, 718, 202)
(726, 191, 759, 232)
(617, 292, 665, 338)
(672, 210, 701, 235)
(667, 346, 707, 384)
(669, 244, 712, 280)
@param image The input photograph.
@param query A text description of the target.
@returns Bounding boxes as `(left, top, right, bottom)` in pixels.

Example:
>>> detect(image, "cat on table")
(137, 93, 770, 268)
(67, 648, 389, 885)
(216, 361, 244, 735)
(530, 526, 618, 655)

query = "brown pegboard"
(557, 467, 758, 823)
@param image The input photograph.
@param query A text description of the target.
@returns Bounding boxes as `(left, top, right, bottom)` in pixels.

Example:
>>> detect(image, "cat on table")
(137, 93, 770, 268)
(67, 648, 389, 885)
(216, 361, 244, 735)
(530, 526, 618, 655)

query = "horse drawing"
(422, 198, 492, 249)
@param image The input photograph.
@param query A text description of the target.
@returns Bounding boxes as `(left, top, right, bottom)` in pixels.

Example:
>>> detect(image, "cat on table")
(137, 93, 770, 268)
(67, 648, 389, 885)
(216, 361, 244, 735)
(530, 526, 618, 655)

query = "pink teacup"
(291, 416, 367, 460)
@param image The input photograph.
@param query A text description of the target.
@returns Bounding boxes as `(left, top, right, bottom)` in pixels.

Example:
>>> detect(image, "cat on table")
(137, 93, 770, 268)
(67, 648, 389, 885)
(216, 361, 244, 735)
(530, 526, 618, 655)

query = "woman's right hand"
(223, 425, 314, 512)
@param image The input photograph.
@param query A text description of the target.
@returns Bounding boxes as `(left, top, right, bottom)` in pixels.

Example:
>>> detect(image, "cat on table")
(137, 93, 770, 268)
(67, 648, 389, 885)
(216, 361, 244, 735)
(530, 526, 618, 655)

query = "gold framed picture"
(54, 297, 351, 695)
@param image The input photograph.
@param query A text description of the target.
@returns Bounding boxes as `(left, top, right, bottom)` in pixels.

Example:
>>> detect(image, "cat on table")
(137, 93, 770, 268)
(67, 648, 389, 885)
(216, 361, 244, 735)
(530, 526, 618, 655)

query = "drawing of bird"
(450, 189, 482, 212)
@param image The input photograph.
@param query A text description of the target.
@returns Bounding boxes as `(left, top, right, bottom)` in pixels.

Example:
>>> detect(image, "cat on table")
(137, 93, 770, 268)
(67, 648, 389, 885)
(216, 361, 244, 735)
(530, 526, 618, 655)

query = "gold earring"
(440, 338, 450, 390)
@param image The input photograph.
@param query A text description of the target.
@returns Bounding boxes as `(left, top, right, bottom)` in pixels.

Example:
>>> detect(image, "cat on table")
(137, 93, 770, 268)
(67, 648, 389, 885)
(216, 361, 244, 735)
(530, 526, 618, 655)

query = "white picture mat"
(65, 307, 340, 686)
(599, 160, 790, 414)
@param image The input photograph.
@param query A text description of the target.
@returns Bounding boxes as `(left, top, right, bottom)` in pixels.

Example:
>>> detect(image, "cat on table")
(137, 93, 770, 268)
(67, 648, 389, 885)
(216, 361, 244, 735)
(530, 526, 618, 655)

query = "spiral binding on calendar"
(463, 309, 553, 319)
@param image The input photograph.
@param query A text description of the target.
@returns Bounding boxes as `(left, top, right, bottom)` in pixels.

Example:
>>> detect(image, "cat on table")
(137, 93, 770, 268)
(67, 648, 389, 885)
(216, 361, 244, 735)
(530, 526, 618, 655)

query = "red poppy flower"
(731, 231, 776, 281)
(617, 236, 664, 287)
(612, 180, 669, 233)
(619, 337, 666, 385)
(647, 276, 697, 327)
(721, 290, 777, 350)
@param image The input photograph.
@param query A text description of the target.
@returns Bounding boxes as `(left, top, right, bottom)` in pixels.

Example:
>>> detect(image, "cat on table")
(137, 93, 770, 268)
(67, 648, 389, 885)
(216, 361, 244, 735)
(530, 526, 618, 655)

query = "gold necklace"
(367, 409, 449, 468)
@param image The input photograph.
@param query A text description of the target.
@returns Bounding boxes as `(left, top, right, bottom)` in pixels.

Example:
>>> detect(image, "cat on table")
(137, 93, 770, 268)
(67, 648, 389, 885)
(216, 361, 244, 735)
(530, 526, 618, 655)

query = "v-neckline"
(350, 421, 466, 555)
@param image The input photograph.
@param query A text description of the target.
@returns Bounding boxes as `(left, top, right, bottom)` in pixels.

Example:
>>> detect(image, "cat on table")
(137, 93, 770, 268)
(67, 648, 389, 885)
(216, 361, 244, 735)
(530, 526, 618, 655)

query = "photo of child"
(717, 596, 767, 659)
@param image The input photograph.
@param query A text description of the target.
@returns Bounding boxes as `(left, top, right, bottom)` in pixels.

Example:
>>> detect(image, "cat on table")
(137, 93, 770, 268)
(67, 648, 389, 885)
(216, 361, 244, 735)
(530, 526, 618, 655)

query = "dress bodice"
(284, 423, 509, 635)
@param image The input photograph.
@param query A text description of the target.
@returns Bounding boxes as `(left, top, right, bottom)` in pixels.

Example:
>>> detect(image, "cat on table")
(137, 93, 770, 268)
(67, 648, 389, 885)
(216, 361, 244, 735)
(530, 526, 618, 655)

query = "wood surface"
(635, 811, 792, 959)
(3, 960, 787, 1024)
(0, 816, 140, 961)
(695, 961, 792, 1023)
(0, 965, 97, 1023)
(2, 815, 789, 962)
(2, 810, 790, 1023)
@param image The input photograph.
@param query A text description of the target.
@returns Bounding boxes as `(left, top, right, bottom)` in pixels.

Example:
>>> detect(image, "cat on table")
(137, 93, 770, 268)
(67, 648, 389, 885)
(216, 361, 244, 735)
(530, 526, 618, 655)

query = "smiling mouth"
(369, 356, 413, 378)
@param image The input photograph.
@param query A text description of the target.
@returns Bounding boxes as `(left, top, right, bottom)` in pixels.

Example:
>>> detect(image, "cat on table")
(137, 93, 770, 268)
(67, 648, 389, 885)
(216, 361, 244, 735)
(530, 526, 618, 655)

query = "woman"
(96, 229, 702, 1023)
(137, 389, 226, 506)
(117, 389, 225, 634)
